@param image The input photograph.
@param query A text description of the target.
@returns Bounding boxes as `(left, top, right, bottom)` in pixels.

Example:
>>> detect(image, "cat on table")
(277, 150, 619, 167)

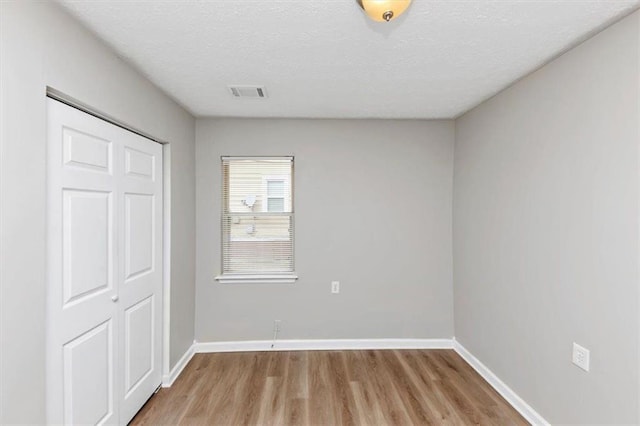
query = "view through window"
(221, 157, 294, 275)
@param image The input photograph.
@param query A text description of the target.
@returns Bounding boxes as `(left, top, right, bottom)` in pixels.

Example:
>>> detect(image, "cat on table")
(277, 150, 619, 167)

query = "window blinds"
(221, 157, 294, 275)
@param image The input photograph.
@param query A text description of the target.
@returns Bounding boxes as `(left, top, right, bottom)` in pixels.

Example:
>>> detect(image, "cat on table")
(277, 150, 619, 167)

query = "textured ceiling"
(57, 0, 639, 119)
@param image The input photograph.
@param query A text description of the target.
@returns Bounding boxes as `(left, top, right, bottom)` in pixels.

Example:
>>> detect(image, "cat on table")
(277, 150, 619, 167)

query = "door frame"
(45, 87, 173, 390)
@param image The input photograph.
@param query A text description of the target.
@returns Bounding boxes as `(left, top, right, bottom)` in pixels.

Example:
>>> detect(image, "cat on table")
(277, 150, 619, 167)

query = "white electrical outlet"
(331, 281, 340, 294)
(572, 342, 590, 372)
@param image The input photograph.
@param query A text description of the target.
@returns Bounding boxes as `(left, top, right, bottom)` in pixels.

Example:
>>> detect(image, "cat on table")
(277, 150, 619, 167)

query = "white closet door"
(46, 98, 163, 425)
(117, 115, 163, 424)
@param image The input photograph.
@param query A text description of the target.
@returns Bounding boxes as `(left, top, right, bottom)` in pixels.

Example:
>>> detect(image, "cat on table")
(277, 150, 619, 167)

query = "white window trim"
(215, 274, 298, 284)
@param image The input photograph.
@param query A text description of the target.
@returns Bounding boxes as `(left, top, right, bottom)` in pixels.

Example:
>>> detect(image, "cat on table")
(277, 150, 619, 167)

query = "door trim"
(162, 144, 171, 380)
(45, 89, 173, 395)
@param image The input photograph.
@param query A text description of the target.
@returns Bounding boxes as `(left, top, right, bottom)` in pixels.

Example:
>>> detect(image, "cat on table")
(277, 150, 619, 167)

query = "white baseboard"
(162, 343, 195, 387)
(453, 339, 549, 426)
(194, 338, 453, 353)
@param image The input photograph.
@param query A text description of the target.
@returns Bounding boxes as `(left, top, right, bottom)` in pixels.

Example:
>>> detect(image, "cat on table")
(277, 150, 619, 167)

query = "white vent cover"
(228, 85, 267, 98)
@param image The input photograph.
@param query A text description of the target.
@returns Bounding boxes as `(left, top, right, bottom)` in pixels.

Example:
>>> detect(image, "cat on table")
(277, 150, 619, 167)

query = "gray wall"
(453, 11, 640, 425)
(3, 1, 638, 423)
(195, 119, 454, 342)
(0, 2, 196, 423)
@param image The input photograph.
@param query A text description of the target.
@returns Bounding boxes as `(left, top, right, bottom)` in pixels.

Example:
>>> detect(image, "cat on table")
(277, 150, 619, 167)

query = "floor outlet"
(331, 281, 340, 294)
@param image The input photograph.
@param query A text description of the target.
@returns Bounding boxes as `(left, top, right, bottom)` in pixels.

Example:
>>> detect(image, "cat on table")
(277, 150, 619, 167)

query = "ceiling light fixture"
(358, 0, 412, 22)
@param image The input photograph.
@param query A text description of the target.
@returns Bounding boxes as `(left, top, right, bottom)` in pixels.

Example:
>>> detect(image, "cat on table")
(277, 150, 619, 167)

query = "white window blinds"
(221, 157, 294, 276)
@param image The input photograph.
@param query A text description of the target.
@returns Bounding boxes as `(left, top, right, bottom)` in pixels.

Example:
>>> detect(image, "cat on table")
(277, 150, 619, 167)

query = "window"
(216, 157, 296, 284)
(265, 179, 285, 212)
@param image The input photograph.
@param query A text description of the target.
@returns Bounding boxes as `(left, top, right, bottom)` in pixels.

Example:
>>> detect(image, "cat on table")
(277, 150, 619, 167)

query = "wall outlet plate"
(572, 342, 590, 372)
(331, 281, 340, 294)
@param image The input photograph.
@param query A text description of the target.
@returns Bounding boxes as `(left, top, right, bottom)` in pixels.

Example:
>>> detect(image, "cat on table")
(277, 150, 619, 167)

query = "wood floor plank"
(203, 353, 251, 426)
(181, 354, 226, 423)
(255, 376, 281, 426)
(308, 350, 337, 425)
(344, 352, 387, 425)
(284, 397, 308, 426)
(376, 350, 438, 425)
(393, 350, 459, 424)
(129, 349, 528, 426)
(326, 352, 358, 426)
(286, 351, 308, 400)
(232, 352, 270, 426)
(349, 381, 377, 426)
(360, 350, 413, 426)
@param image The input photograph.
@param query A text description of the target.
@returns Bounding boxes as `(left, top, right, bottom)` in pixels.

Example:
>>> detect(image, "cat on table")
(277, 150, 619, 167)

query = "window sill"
(215, 274, 298, 284)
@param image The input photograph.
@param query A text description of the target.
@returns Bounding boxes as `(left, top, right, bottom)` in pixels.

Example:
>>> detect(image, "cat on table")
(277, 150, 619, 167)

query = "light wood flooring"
(130, 349, 528, 425)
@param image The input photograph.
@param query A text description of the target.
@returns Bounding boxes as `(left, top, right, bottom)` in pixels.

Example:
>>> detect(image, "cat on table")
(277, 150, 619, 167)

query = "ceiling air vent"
(228, 85, 267, 99)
